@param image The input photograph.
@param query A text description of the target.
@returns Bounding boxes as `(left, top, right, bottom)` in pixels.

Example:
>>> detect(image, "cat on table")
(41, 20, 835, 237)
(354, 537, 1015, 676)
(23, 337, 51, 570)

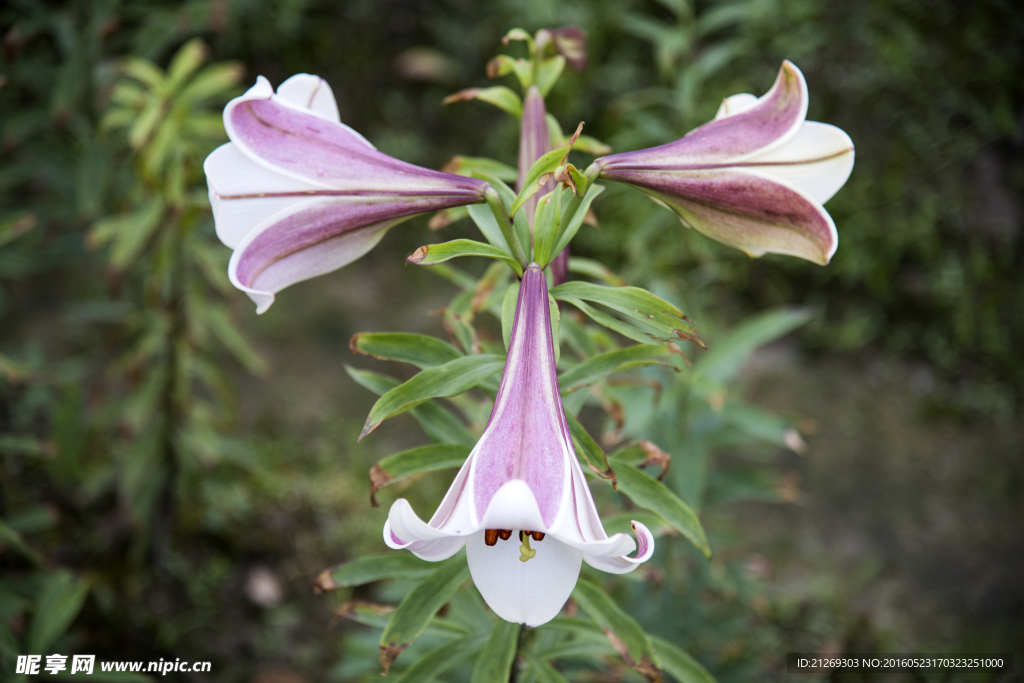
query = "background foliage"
(1, 0, 1021, 681)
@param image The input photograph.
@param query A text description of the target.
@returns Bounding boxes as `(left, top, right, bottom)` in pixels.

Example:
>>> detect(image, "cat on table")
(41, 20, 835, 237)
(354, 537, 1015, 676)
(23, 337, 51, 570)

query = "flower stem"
(485, 186, 530, 267)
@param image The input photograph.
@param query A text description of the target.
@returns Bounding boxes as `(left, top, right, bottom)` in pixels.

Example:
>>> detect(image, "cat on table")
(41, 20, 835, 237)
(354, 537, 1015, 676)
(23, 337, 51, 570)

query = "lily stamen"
(519, 532, 537, 563)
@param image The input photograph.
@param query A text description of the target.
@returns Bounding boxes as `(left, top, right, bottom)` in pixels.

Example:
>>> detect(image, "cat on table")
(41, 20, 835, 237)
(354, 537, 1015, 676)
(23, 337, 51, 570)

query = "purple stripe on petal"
(229, 98, 488, 196)
(234, 195, 469, 287)
(613, 167, 837, 264)
(471, 265, 570, 527)
(598, 61, 807, 170)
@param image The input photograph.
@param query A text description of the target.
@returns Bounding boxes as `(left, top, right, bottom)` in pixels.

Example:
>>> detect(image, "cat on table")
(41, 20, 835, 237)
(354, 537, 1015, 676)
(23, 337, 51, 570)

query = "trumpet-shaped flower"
(383, 263, 654, 627)
(596, 60, 854, 265)
(204, 74, 489, 312)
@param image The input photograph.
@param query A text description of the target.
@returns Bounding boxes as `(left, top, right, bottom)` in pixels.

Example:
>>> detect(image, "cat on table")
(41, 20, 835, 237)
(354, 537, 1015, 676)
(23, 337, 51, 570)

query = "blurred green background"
(1, 0, 1021, 681)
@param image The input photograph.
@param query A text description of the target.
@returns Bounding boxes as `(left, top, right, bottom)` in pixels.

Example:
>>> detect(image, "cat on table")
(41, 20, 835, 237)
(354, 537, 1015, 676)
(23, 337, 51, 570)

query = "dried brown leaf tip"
(637, 440, 671, 481)
(379, 642, 408, 675)
(369, 463, 393, 507)
(407, 245, 429, 263)
(441, 88, 480, 105)
(311, 568, 337, 594)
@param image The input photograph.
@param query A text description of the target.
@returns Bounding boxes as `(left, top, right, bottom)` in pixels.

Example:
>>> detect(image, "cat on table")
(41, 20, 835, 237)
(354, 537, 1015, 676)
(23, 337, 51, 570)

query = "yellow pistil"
(519, 531, 537, 562)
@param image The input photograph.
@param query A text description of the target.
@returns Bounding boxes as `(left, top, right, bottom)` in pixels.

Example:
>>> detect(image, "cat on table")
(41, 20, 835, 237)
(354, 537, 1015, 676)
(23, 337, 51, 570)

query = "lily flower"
(204, 74, 489, 313)
(595, 60, 854, 265)
(383, 263, 654, 627)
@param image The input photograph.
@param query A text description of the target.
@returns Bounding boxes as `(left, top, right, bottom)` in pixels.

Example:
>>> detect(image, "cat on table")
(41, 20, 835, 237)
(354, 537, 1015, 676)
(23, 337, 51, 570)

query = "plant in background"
(207, 24, 852, 681)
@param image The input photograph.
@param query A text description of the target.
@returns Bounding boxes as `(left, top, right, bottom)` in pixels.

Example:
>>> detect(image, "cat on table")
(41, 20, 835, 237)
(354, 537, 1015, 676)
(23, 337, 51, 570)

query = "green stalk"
(484, 187, 529, 267)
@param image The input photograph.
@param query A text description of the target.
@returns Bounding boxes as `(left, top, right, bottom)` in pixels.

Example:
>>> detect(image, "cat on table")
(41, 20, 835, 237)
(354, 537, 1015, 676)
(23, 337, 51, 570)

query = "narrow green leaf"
(344, 366, 476, 447)
(573, 135, 613, 156)
(510, 144, 573, 218)
(0, 518, 44, 566)
(313, 554, 436, 592)
(558, 296, 663, 345)
(571, 578, 662, 681)
(564, 413, 615, 484)
(650, 635, 717, 683)
(380, 556, 470, 673)
(501, 282, 521, 351)
(468, 203, 511, 252)
(522, 652, 571, 683)
(409, 239, 522, 275)
(369, 444, 471, 505)
(393, 634, 488, 683)
(338, 601, 469, 638)
(609, 460, 710, 557)
(443, 86, 523, 118)
(471, 619, 520, 682)
(536, 55, 566, 96)
(444, 156, 518, 182)
(550, 281, 701, 346)
(558, 345, 677, 394)
(533, 188, 563, 268)
(550, 184, 605, 259)
(694, 307, 811, 384)
(27, 571, 89, 653)
(568, 257, 627, 286)
(360, 355, 504, 439)
(350, 333, 462, 369)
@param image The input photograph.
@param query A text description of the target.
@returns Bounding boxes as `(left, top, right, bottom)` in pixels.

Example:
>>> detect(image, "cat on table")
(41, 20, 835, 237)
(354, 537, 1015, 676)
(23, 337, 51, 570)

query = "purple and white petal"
(275, 73, 341, 123)
(598, 60, 808, 170)
(742, 121, 854, 204)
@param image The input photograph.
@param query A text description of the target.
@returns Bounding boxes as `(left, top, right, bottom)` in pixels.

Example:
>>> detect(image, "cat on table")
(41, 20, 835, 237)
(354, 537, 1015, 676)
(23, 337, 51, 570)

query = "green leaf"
(550, 282, 701, 347)
(360, 355, 504, 438)
(443, 156, 517, 182)
(522, 652, 571, 683)
(468, 203, 512, 253)
(166, 38, 208, 93)
(510, 144, 573, 218)
(536, 55, 566, 96)
(558, 345, 677, 394)
(572, 579, 662, 681)
(344, 366, 476, 447)
(694, 307, 811, 384)
(650, 635, 717, 683)
(408, 239, 522, 275)
(573, 135, 613, 156)
(470, 619, 520, 682)
(533, 188, 563, 268)
(550, 184, 605, 259)
(337, 601, 469, 638)
(0, 518, 44, 566)
(90, 198, 165, 271)
(369, 444, 471, 505)
(501, 282, 520, 351)
(443, 86, 523, 118)
(568, 257, 627, 286)
(350, 333, 462, 369)
(564, 412, 615, 484)
(393, 634, 488, 683)
(558, 297, 660, 345)
(27, 571, 89, 652)
(313, 554, 436, 593)
(380, 556, 470, 673)
(608, 458, 710, 557)
(0, 211, 36, 249)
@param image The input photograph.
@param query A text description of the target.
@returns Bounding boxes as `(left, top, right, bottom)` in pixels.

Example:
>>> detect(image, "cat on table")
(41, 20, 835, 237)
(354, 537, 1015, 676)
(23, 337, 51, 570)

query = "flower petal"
(603, 167, 838, 264)
(228, 195, 458, 312)
(275, 73, 341, 123)
(466, 530, 582, 626)
(204, 143, 321, 248)
(714, 93, 758, 120)
(598, 60, 807, 169)
(224, 81, 487, 196)
(469, 264, 572, 529)
(517, 85, 555, 228)
(580, 521, 655, 574)
(745, 121, 854, 204)
(383, 517, 467, 562)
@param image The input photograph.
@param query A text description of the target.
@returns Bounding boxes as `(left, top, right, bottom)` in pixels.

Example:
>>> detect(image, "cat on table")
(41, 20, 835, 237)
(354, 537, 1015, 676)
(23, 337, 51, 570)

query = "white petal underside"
(204, 143, 322, 248)
(276, 73, 341, 122)
(715, 93, 758, 119)
(747, 121, 855, 204)
(466, 530, 582, 627)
